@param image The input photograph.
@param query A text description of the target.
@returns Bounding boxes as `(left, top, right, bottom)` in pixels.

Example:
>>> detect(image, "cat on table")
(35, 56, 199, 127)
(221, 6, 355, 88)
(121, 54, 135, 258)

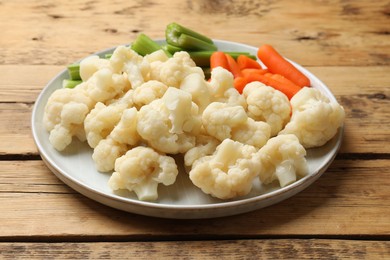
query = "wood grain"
(0, 0, 389, 66)
(0, 240, 389, 259)
(0, 159, 388, 238)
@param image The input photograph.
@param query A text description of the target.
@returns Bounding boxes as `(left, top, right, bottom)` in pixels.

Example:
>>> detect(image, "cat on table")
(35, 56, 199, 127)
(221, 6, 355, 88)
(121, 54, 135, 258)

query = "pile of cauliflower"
(43, 45, 345, 201)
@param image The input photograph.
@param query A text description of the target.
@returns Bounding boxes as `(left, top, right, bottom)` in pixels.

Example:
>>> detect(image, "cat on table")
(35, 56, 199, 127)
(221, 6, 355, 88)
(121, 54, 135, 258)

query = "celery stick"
(131, 33, 171, 57)
(67, 63, 81, 80)
(131, 33, 162, 56)
(62, 79, 82, 89)
(165, 22, 217, 51)
(175, 34, 217, 51)
(162, 44, 183, 55)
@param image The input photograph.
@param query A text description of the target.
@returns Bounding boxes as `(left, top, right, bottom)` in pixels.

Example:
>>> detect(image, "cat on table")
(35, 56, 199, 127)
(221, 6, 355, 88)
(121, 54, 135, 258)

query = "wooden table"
(1, 0, 389, 258)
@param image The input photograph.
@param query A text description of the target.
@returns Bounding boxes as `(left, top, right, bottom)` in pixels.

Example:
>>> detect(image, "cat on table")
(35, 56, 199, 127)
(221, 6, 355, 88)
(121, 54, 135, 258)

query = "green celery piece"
(67, 63, 81, 80)
(176, 34, 217, 51)
(131, 33, 171, 57)
(165, 22, 217, 51)
(62, 79, 82, 89)
(189, 51, 256, 67)
(162, 44, 183, 55)
(166, 22, 214, 45)
(104, 53, 112, 59)
(131, 33, 161, 56)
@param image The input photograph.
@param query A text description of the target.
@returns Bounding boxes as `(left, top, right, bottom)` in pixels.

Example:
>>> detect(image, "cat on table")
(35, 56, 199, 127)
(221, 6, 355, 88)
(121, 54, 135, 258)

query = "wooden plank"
(0, 0, 389, 66)
(0, 65, 62, 103)
(0, 103, 36, 155)
(0, 65, 388, 155)
(0, 159, 388, 238)
(0, 240, 389, 259)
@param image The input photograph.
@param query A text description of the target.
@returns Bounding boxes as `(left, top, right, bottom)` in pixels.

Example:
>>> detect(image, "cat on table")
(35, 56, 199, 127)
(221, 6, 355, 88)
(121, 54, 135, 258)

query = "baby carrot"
(210, 51, 230, 70)
(241, 68, 268, 78)
(243, 73, 300, 99)
(225, 53, 242, 78)
(257, 44, 310, 88)
(264, 73, 300, 91)
(237, 55, 262, 70)
(234, 76, 249, 94)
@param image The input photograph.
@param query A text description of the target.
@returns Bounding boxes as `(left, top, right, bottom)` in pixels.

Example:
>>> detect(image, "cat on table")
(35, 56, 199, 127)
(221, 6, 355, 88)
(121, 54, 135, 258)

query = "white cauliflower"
(83, 67, 131, 103)
(243, 82, 291, 136)
(189, 139, 259, 199)
(84, 90, 134, 148)
(180, 73, 212, 112)
(79, 55, 110, 81)
(137, 87, 201, 154)
(109, 107, 140, 146)
(279, 87, 345, 148)
(202, 102, 270, 149)
(184, 135, 220, 167)
(108, 146, 178, 201)
(132, 80, 168, 109)
(149, 51, 204, 88)
(92, 107, 140, 172)
(208, 67, 247, 108)
(109, 45, 150, 89)
(255, 134, 308, 187)
(44, 59, 131, 151)
(144, 49, 170, 63)
(43, 87, 94, 151)
(92, 138, 128, 173)
(84, 102, 125, 148)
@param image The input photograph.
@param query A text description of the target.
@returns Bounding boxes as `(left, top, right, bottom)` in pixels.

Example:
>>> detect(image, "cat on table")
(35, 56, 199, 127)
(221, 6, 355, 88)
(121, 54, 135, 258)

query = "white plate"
(31, 40, 343, 219)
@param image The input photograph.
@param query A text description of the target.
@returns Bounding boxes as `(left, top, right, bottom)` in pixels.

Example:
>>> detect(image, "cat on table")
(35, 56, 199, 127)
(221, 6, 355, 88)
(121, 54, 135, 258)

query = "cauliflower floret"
(144, 49, 170, 63)
(79, 55, 110, 81)
(202, 102, 270, 148)
(84, 90, 134, 148)
(180, 73, 212, 112)
(108, 146, 178, 201)
(208, 67, 247, 108)
(243, 82, 291, 136)
(255, 134, 308, 187)
(232, 118, 272, 149)
(84, 67, 131, 103)
(184, 135, 220, 167)
(44, 87, 93, 131)
(137, 87, 201, 154)
(43, 87, 94, 151)
(149, 51, 204, 88)
(189, 139, 259, 199)
(109, 107, 140, 146)
(92, 107, 140, 172)
(92, 138, 128, 172)
(109, 45, 150, 89)
(84, 102, 126, 148)
(132, 80, 168, 109)
(279, 87, 345, 148)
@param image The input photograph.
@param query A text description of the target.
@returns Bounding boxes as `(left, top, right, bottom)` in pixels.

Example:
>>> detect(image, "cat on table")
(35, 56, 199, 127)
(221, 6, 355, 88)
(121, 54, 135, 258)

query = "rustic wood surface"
(1, 0, 389, 259)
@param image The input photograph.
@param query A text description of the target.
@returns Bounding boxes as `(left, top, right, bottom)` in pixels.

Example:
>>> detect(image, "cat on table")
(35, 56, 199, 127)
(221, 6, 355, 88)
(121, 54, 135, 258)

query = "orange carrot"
(234, 77, 249, 94)
(237, 55, 263, 70)
(210, 51, 229, 70)
(257, 44, 310, 88)
(225, 53, 242, 78)
(264, 73, 300, 91)
(241, 68, 268, 78)
(243, 73, 300, 99)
